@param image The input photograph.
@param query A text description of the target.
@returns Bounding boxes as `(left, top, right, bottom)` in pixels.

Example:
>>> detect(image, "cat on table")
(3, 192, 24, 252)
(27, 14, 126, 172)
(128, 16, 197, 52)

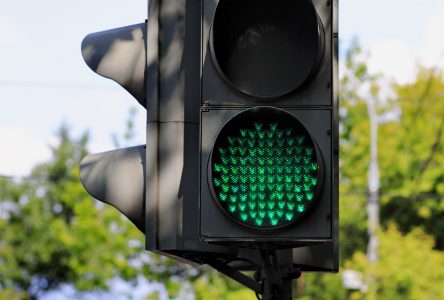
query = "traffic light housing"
(199, 0, 338, 259)
(79, 1, 338, 295)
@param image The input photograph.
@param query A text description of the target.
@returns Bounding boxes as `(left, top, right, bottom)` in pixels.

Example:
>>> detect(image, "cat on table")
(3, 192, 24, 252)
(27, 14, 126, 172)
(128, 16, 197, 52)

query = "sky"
(1, 0, 444, 178)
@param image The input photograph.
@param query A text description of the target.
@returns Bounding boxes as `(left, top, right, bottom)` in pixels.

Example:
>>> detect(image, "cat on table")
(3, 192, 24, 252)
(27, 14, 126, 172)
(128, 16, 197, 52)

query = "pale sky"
(1, 0, 444, 177)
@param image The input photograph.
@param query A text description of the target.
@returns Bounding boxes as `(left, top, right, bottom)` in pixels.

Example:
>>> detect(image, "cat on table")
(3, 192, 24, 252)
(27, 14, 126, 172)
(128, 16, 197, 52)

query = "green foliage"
(193, 267, 256, 300)
(0, 126, 149, 298)
(345, 226, 444, 300)
(339, 41, 377, 260)
(379, 68, 444, 249)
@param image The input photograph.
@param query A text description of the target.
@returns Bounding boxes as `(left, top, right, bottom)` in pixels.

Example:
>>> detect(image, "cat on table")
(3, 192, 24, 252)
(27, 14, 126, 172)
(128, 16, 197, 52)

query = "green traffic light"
(210, 107, 322, 230)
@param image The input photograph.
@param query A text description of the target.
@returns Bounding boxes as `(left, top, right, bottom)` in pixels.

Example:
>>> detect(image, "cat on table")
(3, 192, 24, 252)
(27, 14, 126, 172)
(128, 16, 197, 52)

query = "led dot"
(222, 175, 230, 183)
(297, 205, 305, 213)
(311, 162, 318, 171)
(221, 156, 230, 165)
(285, 213, 294, 221)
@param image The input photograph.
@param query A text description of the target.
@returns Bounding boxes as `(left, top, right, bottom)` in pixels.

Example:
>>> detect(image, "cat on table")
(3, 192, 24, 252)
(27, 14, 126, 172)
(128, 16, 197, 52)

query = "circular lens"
(209, 107, 323, 230)
(210, 0, 324, 98)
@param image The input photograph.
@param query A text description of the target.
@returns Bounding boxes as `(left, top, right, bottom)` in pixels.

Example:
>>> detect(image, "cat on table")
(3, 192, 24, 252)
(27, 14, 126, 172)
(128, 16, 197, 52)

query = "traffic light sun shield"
(208, 107, 324, 230)
(210, 0, 325, 99)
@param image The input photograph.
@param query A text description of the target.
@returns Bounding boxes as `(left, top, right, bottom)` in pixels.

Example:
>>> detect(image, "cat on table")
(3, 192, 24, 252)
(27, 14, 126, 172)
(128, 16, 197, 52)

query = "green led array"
(211, 120, 320, 229)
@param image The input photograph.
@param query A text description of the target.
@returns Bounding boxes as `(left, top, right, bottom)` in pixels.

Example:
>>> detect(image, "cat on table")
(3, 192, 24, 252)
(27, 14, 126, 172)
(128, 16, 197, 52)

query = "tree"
(379, 67, 444, 249)
(0, 125, 150, 299)
(298, 40, 444, 299)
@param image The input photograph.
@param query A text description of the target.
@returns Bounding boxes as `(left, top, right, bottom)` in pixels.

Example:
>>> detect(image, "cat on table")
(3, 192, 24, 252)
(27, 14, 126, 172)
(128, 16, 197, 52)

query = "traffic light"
(200, 0, 338, 264)
(79, 0, 338, 297)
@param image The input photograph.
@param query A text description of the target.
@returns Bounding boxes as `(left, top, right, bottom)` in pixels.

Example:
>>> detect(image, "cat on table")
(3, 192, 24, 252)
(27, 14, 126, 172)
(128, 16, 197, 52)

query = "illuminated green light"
(211, 109, 321, 229)
(285, 213, 294, 221)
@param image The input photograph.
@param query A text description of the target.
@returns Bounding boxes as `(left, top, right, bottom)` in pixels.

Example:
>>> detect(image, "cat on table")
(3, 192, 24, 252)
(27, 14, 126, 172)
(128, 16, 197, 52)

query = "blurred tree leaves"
(0, 125, 149, 299)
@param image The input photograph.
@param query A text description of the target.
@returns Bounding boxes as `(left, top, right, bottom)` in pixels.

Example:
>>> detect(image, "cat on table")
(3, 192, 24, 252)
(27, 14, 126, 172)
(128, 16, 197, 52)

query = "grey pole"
(366, 95, 380, 263)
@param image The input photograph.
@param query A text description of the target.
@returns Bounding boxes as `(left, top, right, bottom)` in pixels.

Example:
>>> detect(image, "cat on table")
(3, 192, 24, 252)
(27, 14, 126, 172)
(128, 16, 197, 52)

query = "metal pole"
(366, 96, 379, 263)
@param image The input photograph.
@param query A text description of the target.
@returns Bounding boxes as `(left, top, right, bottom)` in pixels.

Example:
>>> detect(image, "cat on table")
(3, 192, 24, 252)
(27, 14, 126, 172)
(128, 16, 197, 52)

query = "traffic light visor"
(208, 107, 324, 230)
(210, 0, 325, 98)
